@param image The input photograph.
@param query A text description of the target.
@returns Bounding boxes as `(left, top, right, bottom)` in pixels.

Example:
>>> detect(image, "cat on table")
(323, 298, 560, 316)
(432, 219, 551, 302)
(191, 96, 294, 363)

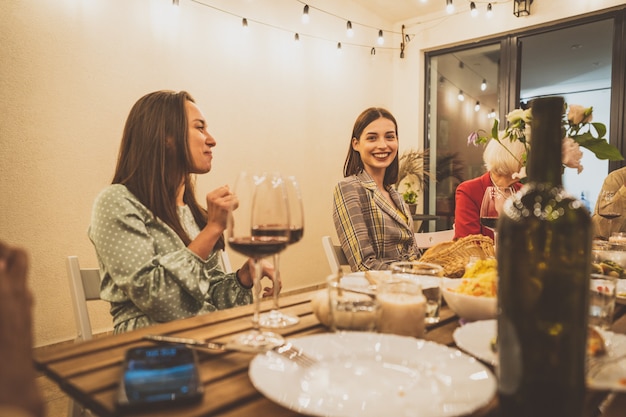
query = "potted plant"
(396, 149, 428, 214)
(402, 182, 418, 214)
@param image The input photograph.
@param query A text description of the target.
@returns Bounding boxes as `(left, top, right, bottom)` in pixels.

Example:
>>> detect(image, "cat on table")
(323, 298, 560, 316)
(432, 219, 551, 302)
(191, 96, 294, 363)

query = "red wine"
(289, 227, 304, 244)
(228, 237, 288, 258)
(252, 225, 289, 238)
(599, 213, 621, 220)
(480, 217, 498, 229)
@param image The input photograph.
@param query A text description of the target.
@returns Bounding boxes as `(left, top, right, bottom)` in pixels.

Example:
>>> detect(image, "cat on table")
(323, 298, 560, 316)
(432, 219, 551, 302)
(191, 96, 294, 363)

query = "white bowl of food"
(441, 277, 497, 321)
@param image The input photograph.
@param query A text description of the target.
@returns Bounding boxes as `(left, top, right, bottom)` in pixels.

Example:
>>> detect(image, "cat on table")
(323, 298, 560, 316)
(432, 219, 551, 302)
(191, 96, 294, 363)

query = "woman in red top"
(454, 139, 526, 240)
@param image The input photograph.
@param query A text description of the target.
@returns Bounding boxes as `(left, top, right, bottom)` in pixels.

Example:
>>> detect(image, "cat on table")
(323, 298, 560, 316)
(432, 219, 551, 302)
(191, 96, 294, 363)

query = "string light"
(481, 79, 487, 91)
(475, 101, 481, 112)
(172, 0, 179, 5)
(371, 47, 376, 56)
(488, 109, 497, 118)
(470, 2, 478, 17)
(446, 0, 454, 14)
(242, 18, 248, 31)
(486, 3, 493, 18)
(346, 21, 353, 37)
(377, 29, 384, 45)
(294, 33, 300, 42)
(458, 90, 465, 101)
(188, 0, 410, 57)
(337, 42, 342, 55)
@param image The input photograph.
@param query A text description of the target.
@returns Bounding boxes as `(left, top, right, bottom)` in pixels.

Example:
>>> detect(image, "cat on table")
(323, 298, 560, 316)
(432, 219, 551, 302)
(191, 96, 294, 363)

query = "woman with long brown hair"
(333, 107, 419, 271)
(89, 90, 273, 334)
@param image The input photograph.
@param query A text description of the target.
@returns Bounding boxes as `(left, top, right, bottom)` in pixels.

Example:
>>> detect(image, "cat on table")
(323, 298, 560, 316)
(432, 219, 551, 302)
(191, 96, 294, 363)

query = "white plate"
(588, 329, 626, 391)
(453, 320, 497, 366)
(452, 320, 626, 391)
(617, 280, 626, 304)
(249, 332, 496, 417)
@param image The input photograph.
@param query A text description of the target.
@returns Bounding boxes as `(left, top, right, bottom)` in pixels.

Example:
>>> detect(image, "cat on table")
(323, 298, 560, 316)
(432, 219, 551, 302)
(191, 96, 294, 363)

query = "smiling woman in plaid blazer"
(332, 107, 420, 271)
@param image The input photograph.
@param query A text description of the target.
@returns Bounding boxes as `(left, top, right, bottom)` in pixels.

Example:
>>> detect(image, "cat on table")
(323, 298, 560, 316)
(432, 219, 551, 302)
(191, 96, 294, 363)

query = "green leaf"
(491, 120, 499, 139)
(578, 138, 624, 161)
(592, 122, 607, 138)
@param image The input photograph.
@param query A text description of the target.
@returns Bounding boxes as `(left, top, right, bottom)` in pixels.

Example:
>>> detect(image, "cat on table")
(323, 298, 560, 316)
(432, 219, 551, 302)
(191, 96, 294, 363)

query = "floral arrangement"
(467, 103, 623, 180)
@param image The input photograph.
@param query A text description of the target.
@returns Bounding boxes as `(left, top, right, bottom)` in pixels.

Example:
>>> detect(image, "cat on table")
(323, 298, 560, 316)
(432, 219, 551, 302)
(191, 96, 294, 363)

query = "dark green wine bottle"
(497, 96, 591, 416)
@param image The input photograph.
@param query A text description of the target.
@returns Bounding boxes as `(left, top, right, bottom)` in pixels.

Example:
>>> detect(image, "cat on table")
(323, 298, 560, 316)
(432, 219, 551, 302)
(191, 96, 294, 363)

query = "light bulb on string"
(294, 33, 300, 43)
(337, 42, 342, 55)
(458, 90, 465, 101)
(302, 4, 309, 23)
(470, 2, 478, 17)
(242, 18, 249, 32)
(475, 101, 481, 112)
(371, 47, 376, 56)
(481, 79, 487, 91)
(346, 21, 353, 37)
(486, 3, 493, 18)
(446, 0, 454, 14)
(377, 30, 384, 45)
(172, 0, 179, 6)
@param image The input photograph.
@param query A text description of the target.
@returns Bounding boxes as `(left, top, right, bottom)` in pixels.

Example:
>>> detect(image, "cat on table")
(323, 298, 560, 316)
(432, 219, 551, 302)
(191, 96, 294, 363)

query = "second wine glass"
(259, 175, 304, 328)
(480, 186, 514, 244)
(597, 190, 622, 236)
(227, 172, 290, 352)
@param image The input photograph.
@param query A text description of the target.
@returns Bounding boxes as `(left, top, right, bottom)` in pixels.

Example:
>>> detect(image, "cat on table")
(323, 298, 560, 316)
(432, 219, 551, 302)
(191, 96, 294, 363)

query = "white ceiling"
(356, 0, 444, 23)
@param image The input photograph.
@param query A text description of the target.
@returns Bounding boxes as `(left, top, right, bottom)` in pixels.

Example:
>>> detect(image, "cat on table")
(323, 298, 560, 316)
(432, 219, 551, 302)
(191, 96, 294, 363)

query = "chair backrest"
(414, 229, 455, 249)
(219, 250, 233, 273)
(322, 235, 349, 274)
(66, 256, 101, 342)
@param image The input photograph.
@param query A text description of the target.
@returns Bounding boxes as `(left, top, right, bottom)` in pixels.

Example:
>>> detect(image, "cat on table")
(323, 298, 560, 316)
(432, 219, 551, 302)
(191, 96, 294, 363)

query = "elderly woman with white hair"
(454, 138, 526, 240)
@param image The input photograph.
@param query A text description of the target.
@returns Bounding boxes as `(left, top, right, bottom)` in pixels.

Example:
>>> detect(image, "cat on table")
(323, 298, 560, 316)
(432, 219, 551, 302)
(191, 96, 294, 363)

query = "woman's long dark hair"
(342, 107, 399, 187)
(112, 90, 212, 247)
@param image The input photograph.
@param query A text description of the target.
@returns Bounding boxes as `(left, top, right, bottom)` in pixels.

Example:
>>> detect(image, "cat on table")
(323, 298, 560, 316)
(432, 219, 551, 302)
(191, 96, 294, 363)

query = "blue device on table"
(116, 345, 203, 412)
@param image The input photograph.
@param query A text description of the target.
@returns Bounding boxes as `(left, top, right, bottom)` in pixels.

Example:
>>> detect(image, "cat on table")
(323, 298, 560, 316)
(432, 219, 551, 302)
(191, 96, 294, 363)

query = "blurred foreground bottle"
(497, 96, 591, 417)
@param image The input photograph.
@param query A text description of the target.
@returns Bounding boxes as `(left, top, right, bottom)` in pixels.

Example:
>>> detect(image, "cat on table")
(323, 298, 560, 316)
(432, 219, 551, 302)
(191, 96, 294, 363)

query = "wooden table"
(34, 285, 626, 417)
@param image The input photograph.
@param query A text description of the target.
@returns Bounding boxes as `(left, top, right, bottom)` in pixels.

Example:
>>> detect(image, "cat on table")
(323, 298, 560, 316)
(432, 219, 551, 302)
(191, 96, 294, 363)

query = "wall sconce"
(513, 0, 533, 17)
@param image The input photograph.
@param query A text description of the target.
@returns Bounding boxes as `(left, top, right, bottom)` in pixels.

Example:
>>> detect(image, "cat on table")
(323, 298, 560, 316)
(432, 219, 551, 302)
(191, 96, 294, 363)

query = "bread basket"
(419, 234, 495, 278)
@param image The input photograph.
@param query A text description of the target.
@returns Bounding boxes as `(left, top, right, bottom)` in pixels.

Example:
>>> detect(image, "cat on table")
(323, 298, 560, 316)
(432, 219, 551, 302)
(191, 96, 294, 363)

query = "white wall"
(1, 0, 623, 347)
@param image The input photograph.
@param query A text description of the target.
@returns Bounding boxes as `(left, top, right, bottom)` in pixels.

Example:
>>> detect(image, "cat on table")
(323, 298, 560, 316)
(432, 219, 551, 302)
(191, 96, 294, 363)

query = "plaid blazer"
(333, 171, 419, 271)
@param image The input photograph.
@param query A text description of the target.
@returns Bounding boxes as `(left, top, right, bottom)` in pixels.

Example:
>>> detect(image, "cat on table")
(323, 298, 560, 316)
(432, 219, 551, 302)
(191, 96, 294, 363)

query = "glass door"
(518, 19, 614, 210)
(425, 43, 501, 230)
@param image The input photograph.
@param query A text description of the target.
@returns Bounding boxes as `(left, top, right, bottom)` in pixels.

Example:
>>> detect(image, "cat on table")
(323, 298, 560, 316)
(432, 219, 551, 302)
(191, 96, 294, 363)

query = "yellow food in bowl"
(454, 258, 497, 297)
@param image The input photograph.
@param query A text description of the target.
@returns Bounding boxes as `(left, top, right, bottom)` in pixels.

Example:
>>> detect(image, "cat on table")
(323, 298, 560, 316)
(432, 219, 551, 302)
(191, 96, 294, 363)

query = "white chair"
(322, 236, 349, 274)
(219, 250, 233, 273)
(414, 229, 455, 250)
(66, 256, 101, 417)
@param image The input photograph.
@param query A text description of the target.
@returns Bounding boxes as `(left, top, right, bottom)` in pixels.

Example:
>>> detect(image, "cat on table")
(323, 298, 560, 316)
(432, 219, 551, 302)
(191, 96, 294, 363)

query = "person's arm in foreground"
(0, 241, 45, 417)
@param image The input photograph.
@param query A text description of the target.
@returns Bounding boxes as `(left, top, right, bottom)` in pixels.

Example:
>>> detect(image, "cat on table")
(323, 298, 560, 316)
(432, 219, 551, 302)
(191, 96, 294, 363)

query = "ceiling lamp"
(458, 90, 465, 101)
(346, 21, 353, 37)
(481, 79, 487, 91)
(486, 3, 493, 18)
(446, 0, 454, 14)
(377, 30, 384, 45)
(513, 0, 533, 17)
(475, 101, 481, 112)
(302, 4, 310, 23)
(470, 2, 478, 17)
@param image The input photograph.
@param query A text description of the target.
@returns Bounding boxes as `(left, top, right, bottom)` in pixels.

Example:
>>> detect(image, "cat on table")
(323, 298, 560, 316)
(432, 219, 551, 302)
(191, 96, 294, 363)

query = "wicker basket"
(419, 234, 495, 278)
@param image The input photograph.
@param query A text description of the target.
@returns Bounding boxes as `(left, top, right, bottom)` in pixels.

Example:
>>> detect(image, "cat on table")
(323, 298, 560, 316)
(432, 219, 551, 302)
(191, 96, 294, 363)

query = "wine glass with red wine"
(227, 171, 290, 351)
(597, 190, 622, 235)
(480, 186, 514, 243)
(259, 175, 304, 328)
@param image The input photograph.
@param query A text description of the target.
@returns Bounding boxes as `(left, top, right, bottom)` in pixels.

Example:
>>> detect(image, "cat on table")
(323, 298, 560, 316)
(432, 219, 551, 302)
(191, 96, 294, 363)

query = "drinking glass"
(227, 172, 290, 351)
(597, 190, 622, 235)
(259, 175, 304, 328)
(480, 185, 514, 244)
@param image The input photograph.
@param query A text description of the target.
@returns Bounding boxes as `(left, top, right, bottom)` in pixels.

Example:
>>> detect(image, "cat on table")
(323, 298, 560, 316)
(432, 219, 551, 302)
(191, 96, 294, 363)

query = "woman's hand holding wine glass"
(227, 171, 290, 351)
